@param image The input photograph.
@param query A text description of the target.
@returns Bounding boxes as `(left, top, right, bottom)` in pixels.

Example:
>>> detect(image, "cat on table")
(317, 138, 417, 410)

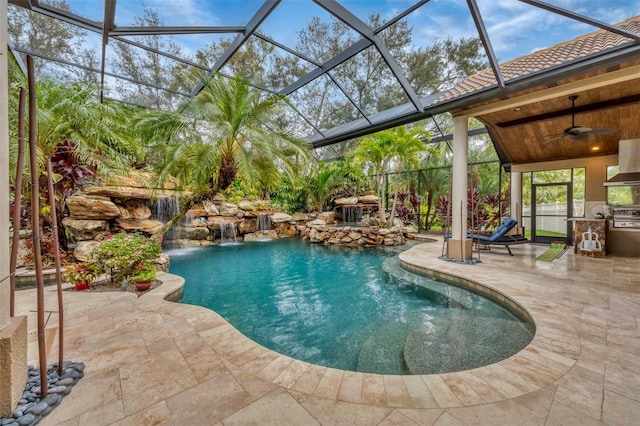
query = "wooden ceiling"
(456, 59, 640, 166)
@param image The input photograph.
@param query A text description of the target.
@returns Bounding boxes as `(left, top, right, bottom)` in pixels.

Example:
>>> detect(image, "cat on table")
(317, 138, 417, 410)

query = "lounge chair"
(470, 218, 528, 256)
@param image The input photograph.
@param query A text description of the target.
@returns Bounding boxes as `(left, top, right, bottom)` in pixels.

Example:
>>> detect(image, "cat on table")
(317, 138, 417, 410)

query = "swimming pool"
(168, 238, 533, 374)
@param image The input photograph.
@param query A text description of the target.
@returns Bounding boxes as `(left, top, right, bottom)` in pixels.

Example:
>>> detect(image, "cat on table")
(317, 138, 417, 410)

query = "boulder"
(114, 218, 163, 234)
(238, 218, 257, 234)
(178, 227, 210, 240)
(168, 239, 214, 249)
(238, 199, 272, 211)
(274, 222, 297, 236)
(308, 228, 327, 243)
(243, 230, 278, 241)
(74, 240, 101, 262)
(62, 218, 110, 241)
(219, 202, 239, 217)
(291, 212, 309, 221)
(271, 212, 293, 223)
(358, 195, 379, 204)
(186, 208, 207, 218)
(85, 186, 187, 200)
(153, 253, 171, 272)
(66, 195, 121, 219)
(334, 197, 359, 206)
(187, 217, 208, 228)
(103, 171, 179, 189)
(120, 200, 152, 220)
(317, 211, 336, 224)
(306, 219, 326, 227)
(206, 216, 240, 230)
(202, 200, 220, 216)
(117, 205, 131, 220)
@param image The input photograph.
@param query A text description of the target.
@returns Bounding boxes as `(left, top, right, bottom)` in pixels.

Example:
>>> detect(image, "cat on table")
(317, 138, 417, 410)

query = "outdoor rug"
(536, 242, 567, 262)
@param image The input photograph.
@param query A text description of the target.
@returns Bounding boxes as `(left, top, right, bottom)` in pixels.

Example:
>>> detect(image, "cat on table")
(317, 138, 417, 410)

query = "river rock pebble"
(0, 362, 84, 426)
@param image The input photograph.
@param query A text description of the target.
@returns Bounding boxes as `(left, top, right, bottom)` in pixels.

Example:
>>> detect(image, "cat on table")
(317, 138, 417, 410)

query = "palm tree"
(139, 74, 309, 191)
(350, 126, 427, 225)
(349, 133, 395, 224)
(135, 74, 310, 232)
(387, 126, 429, 225)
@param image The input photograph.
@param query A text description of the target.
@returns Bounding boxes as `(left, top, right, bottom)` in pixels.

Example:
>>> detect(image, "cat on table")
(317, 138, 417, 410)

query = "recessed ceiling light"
(591, 146, 600, 151)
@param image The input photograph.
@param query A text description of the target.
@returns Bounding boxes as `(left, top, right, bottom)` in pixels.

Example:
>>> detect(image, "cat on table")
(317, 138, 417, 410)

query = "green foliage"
(131, 262, 157, 282)
(63, 262, 100, 284)
(91, 232, 161, 283)
(272, 174, 308, 213)
(136, 74, 310, 197)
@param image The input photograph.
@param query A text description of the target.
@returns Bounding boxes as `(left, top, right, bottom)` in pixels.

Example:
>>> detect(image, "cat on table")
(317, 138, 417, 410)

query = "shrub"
(91, 232, 161, 283)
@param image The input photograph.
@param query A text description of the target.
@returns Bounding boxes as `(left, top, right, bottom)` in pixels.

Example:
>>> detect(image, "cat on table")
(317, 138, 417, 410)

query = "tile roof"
(436, 16, 640, 104)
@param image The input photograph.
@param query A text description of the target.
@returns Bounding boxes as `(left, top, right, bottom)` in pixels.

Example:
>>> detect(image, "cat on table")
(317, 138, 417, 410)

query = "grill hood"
(604, 139, 640, 186)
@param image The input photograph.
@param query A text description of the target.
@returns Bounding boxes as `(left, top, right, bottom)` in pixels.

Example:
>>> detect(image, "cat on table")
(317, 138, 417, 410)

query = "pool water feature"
(168, 238, 533, 374)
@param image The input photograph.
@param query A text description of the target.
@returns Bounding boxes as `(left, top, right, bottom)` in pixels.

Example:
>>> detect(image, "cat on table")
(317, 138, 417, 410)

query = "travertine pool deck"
(14, 238, 640, 425)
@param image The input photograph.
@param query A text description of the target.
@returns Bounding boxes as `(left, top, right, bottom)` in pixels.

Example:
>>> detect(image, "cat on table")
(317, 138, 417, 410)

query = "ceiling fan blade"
(570, 133, 588, 142)
(585, 127, 617, 135)
(542, 133, 569, 144)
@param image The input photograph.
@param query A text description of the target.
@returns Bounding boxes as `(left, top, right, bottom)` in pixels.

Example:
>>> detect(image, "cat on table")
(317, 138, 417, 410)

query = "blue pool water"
(168, 238, 533, 374)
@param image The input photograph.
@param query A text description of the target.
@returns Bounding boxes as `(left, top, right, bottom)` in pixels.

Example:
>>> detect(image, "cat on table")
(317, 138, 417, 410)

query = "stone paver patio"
(14, 238, 640, 425)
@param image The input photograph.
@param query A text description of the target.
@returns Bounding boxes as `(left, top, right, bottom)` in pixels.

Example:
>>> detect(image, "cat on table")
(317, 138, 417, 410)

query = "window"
(607, 166, 639, 206)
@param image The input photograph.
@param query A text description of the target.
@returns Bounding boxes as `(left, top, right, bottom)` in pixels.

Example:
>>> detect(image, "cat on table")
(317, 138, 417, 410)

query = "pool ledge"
(140, 249, 579, 410)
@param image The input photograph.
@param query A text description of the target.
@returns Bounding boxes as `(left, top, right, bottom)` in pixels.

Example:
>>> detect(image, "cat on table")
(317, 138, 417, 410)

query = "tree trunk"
(216, 154, 237, 193)
(9, 88, 26, 317)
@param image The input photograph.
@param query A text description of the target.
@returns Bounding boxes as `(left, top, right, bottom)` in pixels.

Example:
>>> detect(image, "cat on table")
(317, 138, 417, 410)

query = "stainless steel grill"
(612, 206, 640, 229)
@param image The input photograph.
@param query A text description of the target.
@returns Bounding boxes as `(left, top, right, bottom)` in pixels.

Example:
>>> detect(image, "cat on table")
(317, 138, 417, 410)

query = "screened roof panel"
(328, 45, 411, 117)
(117, 33, 238, 69)
(256, 0, 361, 64)
(476, 0, 604, 64)
(7, 0, 640, 148)
(37, 0, 104, 23)
(287, 73, 365, 133)
(219, 34, 316, 92)
(112, 0, 263, 27)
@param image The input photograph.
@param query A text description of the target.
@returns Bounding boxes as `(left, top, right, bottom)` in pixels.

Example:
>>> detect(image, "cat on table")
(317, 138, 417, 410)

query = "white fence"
(522, 200, 584, 234)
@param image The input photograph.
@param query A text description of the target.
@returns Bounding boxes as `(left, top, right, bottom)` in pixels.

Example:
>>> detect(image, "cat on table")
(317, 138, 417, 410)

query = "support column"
(510, 171, 523, 234)
(447, 116, 472, 260)
(1, 0, 28, 416)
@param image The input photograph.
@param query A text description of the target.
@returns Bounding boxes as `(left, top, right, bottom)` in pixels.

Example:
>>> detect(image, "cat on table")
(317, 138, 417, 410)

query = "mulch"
(65, 278, 162, 297)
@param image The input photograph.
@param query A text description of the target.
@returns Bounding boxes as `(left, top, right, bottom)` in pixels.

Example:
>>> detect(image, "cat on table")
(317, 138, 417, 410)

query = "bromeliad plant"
(91, 232, 161, 284)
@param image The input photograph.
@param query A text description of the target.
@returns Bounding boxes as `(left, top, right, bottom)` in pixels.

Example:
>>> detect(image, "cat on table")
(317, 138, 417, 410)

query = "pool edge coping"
(138, 245, 580, 409)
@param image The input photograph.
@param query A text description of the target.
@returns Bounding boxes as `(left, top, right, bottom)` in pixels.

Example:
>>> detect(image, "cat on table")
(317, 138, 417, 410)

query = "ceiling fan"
(543, 95, 617, 144)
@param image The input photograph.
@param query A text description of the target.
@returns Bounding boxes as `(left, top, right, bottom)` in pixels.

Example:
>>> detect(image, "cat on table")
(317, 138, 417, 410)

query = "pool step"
(381, 258, 470, 310)
(356, 319, 411, 374)
(403, 315, 531, 374)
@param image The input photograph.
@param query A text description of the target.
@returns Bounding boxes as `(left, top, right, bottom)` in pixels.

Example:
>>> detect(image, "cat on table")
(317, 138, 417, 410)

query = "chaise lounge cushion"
(473, 218, 518, 242)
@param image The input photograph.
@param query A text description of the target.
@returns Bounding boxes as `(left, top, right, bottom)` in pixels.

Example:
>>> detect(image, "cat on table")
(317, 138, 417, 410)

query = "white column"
(447, 116, 472, 259)
(1, 0, 10, 329)
(451, 116, 469, 241)
(510, 171, 522, 233)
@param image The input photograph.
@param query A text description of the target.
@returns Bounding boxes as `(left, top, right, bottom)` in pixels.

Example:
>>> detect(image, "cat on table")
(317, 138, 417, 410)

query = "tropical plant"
(135, 73, 310, 233)
(350, 126, 428, 225)
(131, 262, 157, 283)
(63, 261, 100, 285)
(90, 232, 161, 283)
(271, 173, 308, 214)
